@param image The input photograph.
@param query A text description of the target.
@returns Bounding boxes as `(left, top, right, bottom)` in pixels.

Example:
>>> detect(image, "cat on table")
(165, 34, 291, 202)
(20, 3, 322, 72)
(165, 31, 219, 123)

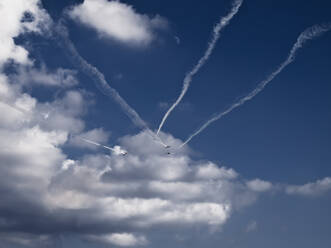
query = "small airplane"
(163, 145, 172, 155)
(150, 135, 171, 155)
(158, 143, 171, 154)
(112, 145, 128, 156)
(80, 138, 128, 156)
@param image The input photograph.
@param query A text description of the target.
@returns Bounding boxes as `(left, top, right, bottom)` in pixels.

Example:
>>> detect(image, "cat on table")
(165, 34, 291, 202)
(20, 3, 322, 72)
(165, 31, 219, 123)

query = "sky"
(0, 0, 330, 247)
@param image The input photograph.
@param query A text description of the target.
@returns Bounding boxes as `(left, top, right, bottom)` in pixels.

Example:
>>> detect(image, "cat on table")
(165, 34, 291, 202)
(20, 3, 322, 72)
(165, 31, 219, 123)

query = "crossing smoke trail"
(180, 23, 331, 147)
(156, 0, 243, 135)
(54, 20, 166, 146)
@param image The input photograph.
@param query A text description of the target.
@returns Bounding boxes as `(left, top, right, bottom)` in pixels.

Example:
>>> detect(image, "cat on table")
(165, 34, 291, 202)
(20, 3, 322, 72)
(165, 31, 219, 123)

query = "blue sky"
(0, 0, 330, 247)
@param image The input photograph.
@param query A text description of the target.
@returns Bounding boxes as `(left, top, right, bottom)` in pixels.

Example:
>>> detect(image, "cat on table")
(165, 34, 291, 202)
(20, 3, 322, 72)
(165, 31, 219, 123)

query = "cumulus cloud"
(68, 0, 168, 46)
(3, 1, 329, 246)
(0, 74, 37, 128)
(285, 177, 331, 196)
(0, 72, 85, 246)
(0, 20, 273, 241)
(0, 84, 269, 245)
(0, 0, 51, 67)
(3, 57, 329, 246)
(34, 90, 88, 133)
(196, 162, 238, 180)
(1, 46, 269, 244)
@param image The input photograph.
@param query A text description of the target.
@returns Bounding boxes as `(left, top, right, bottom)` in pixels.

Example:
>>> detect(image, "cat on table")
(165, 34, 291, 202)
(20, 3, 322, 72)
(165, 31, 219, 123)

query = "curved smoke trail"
(54, 20, 166, 146)
(180, 23, 331, 147)
(156, 0, 243, 135)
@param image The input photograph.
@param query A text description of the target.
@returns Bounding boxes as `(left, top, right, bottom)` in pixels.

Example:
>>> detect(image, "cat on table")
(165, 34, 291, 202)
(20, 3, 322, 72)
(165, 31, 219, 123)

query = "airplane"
(80, 138, 128, 156)
(163, 145, 172, 155)
(112, 145, 128, 156)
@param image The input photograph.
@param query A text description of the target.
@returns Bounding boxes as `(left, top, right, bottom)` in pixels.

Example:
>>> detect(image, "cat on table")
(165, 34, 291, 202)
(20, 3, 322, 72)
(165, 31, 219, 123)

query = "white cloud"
(0, 124, 67, 209)
(0, 7, 271, 242)
(0, 85, 269, 244)
(12, 65, 78, 87)
(0, 72, 86, 203)
(0, 75, 36, 128)
(68, 0, 168, 46)
(196, 162, 238, 180)
(246, 179, 273, 192)
(61, 159, 75, 170)
(34, 90, 88, 133)
(0, 0, 51, 68)
(0, 1, 329, 246)
(44, 130, 269, 234)
(285, 177, 331, 196)
(6, 59, 327, 246)
(86, 233, 148, 247)
(0, 4, 292, 242)
(0, 0, 272, 246)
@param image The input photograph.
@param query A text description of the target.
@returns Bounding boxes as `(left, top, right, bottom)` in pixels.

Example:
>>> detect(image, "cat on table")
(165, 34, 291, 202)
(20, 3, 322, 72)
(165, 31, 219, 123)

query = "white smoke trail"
(55, 21, 147, 129)
(180, 23, 331, 147)
(54, 20, 167, 147)
(80, 137, 128, 155)
(80, 137, 115, 151)
(156, 0, 243, 135)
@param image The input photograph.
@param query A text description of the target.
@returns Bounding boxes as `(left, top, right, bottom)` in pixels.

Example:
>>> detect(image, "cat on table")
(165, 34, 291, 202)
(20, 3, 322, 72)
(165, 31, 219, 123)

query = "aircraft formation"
(57, 0, 330, 157)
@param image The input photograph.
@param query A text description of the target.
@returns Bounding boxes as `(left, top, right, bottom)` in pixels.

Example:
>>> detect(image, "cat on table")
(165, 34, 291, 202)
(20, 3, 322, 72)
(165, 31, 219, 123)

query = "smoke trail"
(156, 0, 243, 135)
(80, 137, 129, 155)
(80, 137, 115, 151)
(55, 20, 147, 129)
(54, 20, 166, 146)
(180, 23, 331, 147)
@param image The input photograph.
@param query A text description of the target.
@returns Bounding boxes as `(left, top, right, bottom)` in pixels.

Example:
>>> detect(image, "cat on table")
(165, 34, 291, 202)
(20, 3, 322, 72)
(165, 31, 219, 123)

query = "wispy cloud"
(286, 177, 331, 196)
(12, 64, 78, 88)
(245, 220, 258, 232)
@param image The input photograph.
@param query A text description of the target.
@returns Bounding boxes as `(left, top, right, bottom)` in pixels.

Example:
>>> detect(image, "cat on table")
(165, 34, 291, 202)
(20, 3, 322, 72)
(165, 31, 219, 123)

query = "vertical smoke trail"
(54, 20, 166, 146)
(156, 0, 243, 135)
(180, 23, 331, 147)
